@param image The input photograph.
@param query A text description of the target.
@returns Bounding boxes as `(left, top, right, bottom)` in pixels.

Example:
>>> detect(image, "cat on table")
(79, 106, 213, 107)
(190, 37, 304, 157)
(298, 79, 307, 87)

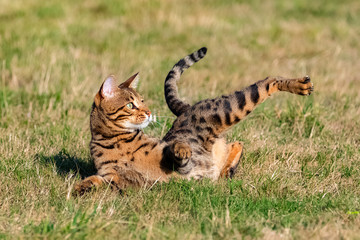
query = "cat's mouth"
(124, 114, 152, 130)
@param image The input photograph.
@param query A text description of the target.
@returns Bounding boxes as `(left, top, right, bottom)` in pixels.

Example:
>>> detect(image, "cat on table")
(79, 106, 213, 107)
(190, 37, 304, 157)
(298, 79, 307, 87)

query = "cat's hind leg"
(220, 141, 243, 178)
(74, 175, 104, 195)
(74, 171, 122, 195)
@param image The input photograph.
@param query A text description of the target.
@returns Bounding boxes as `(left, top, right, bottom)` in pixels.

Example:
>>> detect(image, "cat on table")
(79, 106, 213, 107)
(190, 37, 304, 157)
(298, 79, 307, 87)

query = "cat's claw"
(292, 76, 314, 96)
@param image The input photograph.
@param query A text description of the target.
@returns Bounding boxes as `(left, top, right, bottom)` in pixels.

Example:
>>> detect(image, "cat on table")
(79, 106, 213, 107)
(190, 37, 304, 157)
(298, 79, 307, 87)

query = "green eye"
(126, 103, 134, 109)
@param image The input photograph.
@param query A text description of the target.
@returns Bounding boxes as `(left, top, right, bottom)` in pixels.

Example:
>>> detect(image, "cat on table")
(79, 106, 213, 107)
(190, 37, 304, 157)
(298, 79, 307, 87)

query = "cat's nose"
(145, 111, 151, 117)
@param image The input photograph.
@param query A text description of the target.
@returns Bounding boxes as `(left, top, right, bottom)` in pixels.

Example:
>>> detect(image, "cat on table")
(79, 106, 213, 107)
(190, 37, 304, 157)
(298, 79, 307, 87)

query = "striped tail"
(164, 47, 207, 116)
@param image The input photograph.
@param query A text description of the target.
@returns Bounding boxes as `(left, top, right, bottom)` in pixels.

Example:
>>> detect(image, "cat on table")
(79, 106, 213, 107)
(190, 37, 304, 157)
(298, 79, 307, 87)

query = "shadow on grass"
(36, 149, 96, 179)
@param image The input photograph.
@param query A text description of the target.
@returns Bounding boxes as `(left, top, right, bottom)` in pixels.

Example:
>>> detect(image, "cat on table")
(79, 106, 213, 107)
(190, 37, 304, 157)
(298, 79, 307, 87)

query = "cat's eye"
(126, 103, 134, 109)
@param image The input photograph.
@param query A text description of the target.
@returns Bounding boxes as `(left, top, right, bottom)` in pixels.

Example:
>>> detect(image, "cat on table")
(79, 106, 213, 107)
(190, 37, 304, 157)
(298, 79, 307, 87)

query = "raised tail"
(164, 47, 207, 116)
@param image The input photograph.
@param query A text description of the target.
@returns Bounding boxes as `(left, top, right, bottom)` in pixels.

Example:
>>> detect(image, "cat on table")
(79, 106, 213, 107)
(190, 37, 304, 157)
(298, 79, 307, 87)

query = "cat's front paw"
(172, 141, 192, 160)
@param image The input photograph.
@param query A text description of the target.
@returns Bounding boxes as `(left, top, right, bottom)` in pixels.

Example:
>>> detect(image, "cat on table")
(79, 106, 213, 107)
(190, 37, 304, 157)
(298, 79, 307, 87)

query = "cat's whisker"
(150, 121, 162, 127)
(151, 115, 176, 119)
(152, 115, 175, 118)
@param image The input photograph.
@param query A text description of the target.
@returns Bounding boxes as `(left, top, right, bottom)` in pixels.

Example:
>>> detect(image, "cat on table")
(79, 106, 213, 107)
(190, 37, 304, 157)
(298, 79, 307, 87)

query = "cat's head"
(93, 73, 152, 131)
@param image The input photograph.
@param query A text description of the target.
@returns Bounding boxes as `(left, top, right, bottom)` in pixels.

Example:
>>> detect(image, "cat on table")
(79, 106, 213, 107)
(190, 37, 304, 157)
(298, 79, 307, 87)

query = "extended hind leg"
(74, 170, 121, 195)
(220, 141, 243, 178)
(74, 175, 104, 195)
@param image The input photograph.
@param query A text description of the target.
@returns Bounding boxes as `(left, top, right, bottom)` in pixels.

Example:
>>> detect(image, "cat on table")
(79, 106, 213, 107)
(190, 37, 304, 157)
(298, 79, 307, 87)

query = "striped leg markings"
(185, 76, 313, 139)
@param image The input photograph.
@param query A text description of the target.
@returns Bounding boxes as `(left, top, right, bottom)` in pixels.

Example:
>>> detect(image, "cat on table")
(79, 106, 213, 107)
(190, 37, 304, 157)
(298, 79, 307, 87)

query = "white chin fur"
(124, 114, 152, 130)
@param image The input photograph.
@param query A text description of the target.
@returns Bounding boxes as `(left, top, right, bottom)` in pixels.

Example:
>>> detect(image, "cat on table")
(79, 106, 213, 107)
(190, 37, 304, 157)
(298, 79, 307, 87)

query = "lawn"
(0, 0, 359, 239)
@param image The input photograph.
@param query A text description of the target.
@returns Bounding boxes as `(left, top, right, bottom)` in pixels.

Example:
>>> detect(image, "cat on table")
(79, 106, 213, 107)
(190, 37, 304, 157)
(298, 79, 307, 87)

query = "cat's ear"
(100, 75, 118, 98)
(119, 72, 139, 89)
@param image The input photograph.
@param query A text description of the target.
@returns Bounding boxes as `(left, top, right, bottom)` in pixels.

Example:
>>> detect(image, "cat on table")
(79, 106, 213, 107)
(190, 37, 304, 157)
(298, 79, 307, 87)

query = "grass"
(1, 0, 360, 239)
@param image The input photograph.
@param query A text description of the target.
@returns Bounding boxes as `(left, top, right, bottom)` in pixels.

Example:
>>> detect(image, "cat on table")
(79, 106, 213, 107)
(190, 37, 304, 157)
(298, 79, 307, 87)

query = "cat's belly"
(184, 138, 228, 180)
(211, 138, 228, 172)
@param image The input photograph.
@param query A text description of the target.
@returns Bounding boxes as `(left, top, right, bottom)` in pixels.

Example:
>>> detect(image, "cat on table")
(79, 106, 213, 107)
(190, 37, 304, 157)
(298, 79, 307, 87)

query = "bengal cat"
(74, 48, 313, 194)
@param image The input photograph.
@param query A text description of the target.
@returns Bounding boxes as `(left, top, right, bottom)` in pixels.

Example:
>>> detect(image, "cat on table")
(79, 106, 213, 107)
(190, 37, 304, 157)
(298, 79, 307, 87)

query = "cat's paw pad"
(294, 76, 314, 96)
(173, 142, 192, 160)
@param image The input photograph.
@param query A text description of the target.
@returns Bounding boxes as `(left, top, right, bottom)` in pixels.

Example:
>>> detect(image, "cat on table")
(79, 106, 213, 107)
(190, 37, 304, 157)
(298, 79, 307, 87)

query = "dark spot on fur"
(191, 114, 197, 123)
(166, 94, 175, 102)
(206, 103, 211, 110)
(211, 114, 222, 125)
(223, 100, 232, 112)
(99, 160, 118, 167)
(100, 172, 113, 178)
(197, 135, 205, 142)
(174, 129, 193, 134)
(133, 142, 150, 153)
(199, 47, 207, 56)
(150, 143, 158, 150)
(180, 120, 188, 127)
(199, 117, 206, 123)
(196, 126, 203, 132)
(225, 111, 231, 125)
(165, 70, 175, 81)
(145, 151, 149, 156)
(92, 142, 115, 149)
(250, 84, 260, 104)
(205, 127, 216, 136)
(164, 135, 176, 142)
(177, 59, 186, 68)
(235, 91, 246, 110)
(124, 130, 140, 143)
(189, 53, 197, 62)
